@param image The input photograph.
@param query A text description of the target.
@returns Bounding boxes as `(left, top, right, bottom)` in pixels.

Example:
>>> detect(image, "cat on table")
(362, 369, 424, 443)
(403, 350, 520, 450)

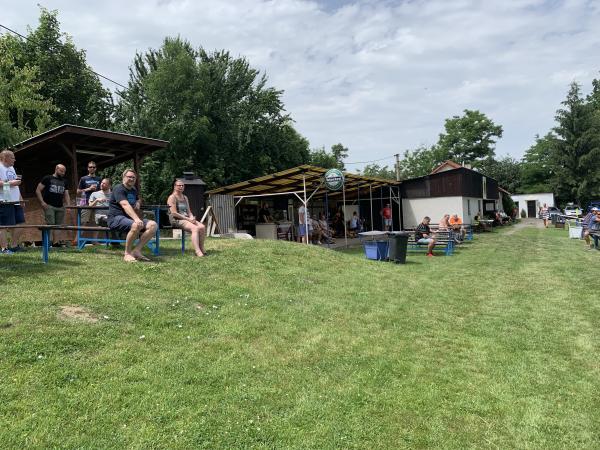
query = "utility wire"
(0, 23, 128, 91)
(344, 155, 396, 165)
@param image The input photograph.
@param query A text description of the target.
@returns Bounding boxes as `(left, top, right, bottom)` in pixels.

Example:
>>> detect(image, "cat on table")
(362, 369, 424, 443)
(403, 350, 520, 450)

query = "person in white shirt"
(297, 203, 312, 244)
(0, 150, 24, 253)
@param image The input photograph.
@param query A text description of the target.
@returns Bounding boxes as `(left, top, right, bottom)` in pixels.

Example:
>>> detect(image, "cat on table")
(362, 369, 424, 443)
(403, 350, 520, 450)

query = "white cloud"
(2, 0, 600, 168)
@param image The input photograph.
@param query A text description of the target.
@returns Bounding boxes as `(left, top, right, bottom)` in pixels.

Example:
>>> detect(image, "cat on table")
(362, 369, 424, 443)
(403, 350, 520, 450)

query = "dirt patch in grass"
(195, 303, 206, 311)
(58, 306, 99, 323)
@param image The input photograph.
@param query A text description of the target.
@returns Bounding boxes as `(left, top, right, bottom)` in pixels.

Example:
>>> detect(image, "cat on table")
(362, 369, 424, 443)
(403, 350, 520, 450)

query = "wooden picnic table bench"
(404, 229, 455, 256)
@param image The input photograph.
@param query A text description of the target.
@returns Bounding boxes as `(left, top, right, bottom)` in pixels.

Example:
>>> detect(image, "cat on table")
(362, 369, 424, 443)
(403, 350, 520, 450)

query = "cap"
(592, 207, 599, 211)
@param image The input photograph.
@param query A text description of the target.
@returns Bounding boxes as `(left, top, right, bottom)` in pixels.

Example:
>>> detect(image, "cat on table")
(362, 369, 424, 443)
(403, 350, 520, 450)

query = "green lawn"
(1, 226, 599, 448)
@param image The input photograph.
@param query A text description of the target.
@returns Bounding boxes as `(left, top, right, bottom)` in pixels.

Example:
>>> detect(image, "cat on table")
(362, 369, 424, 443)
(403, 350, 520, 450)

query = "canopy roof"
(10, 124, 168, 197)
(207, 165, 399, 199)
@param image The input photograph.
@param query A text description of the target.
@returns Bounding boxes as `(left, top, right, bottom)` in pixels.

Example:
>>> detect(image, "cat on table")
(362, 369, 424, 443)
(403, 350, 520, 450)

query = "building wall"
(511, 193, 555, 217)
(402, 196, 465, 228)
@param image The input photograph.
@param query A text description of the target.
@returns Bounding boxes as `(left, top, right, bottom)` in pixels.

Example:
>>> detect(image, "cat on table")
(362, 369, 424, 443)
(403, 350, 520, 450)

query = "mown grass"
(1, 225, 599, 449)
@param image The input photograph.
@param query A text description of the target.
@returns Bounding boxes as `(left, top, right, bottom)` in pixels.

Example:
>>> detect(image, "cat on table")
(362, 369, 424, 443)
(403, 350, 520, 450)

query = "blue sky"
(2, 0, 600, 170)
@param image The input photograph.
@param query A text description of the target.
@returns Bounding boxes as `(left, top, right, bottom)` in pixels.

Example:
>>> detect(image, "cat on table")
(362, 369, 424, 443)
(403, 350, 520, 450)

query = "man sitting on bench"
(107, 169, 157, 262)
(415, 216, 437, 257)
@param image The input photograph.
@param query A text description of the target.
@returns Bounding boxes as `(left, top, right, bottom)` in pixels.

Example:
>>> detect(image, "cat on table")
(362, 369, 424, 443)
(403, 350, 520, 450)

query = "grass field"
(1, 224, 599, 448)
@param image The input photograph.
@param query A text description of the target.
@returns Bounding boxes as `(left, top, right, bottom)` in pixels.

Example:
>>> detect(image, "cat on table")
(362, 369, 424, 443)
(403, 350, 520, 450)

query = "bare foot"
(195, 251, 205, 257)
(132, 251, 151, 261)
(124, 253, 137, 263)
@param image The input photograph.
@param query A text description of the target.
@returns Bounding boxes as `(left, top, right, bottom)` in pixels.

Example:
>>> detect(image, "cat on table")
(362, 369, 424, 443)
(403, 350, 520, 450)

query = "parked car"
(547, 206, 561, 219)
(564, 204, 580, 216)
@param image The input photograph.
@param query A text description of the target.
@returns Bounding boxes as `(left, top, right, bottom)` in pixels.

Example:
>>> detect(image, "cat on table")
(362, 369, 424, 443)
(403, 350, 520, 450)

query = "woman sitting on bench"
(167, 180, 206, 257)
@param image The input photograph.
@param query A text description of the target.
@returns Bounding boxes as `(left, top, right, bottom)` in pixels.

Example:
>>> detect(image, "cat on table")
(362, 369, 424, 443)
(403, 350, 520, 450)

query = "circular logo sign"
(324, 168, 344, 191)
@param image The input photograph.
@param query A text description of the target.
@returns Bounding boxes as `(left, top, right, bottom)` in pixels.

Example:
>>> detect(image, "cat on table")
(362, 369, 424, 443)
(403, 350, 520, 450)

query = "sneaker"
(427, 253, 434, 257)
(0, 248, 14, 255)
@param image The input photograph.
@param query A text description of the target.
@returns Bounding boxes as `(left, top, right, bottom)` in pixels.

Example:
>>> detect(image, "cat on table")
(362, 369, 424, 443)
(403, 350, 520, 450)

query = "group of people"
(415, 213, 466, 257)
(0, 154, 207, 261)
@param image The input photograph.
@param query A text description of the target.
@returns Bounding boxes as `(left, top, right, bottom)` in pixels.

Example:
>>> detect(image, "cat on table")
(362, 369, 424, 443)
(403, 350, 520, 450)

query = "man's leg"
(124, 223, 141, 262)
(44, 205, 58, 244)
(10, 205, 25, 250)
(132, 220, 158, 258)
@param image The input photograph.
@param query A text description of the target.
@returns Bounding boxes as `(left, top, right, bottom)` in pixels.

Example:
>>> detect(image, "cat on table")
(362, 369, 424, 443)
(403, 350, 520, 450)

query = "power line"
(344, 155, 396, 165)
(0, 23, 128, 91)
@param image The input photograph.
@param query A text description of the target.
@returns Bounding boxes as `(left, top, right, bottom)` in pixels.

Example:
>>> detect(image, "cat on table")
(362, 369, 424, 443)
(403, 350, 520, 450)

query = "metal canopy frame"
(208, 165, 401, 246)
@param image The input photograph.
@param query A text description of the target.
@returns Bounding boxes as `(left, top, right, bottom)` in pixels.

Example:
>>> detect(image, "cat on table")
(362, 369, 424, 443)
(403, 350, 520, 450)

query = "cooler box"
(569, 226, 582, 239)
(363, 240, 389, 261)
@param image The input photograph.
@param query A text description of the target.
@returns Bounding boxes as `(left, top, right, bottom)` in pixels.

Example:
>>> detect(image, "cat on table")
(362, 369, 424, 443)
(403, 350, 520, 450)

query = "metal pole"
(303, 172, 308, 245)
(325, 191, 330, 249)
(357, 183, 361, 233)
(395, 153, 400, 181)
(343, 182, 348, 248)
(389, 185, 393, 232)
(369, 184, 373, 231)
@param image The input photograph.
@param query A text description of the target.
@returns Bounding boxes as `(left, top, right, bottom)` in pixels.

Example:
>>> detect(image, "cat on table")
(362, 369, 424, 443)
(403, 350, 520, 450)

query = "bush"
(520, 209, 527, 218)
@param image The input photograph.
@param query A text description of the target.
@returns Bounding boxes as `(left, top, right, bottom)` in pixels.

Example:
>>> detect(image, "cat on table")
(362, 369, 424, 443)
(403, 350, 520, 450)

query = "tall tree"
(0, 37, 55, 147)
(7, 7, 113, 129)
(520, 133, 555, 194)
(115, 37, 310, 201)
(436, 109, 503, 166)
(551, 82, 600, 206)
(478, 155, 522, 193)
(358, 163, 396, 180)
(398, 144, 447, 179)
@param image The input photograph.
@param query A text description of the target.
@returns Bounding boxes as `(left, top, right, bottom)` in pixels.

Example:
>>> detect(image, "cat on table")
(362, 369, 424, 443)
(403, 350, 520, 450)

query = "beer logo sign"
(324, 168, 344, 191)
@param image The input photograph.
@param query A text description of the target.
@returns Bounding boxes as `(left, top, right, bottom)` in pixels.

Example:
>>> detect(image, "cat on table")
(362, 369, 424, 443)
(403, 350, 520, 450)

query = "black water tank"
(177, 172, 206, 218)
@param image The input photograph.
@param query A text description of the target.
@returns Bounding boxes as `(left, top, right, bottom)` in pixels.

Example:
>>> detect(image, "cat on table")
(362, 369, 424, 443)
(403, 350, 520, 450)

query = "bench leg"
(181, 230, 186, 255)
(42, 229, 50, 263)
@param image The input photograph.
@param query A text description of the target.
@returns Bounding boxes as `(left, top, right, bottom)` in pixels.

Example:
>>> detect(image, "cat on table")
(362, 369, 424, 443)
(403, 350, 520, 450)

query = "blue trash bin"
(363, 240, 389, 261)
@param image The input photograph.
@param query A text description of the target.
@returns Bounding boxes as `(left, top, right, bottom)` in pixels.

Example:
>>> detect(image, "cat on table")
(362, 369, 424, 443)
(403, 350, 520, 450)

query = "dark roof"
(10, 124, 168, 197)
(11, 124, 168, 169)
(207, 165, 398, 199)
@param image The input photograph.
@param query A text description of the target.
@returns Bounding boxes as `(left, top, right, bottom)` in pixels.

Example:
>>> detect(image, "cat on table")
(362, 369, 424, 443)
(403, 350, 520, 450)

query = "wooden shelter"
(10, 124, 168, 198)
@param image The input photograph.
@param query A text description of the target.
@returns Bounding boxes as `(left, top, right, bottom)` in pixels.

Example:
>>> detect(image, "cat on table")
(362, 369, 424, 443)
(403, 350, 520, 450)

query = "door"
(527, 200, 537, 218)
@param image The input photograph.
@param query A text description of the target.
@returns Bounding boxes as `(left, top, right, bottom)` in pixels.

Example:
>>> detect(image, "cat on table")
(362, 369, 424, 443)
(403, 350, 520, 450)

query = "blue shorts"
(417, 238, 434, 244)
(108, 215, 150, 233)
(14, 205, 25, 224)
(0, 204, 16, 226)
(384, 218, 392, 226)
(298, 225, 312, 237)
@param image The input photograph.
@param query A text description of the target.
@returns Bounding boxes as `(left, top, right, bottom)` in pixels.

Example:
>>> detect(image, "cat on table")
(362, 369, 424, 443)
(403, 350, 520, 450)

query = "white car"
(564, 205, 580, 216)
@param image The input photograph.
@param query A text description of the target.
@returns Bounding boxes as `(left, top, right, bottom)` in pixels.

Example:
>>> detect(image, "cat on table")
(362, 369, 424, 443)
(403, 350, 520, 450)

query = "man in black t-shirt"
(107, 168, 157, 262)
(77, 161, 101, 223)
(415, 216, 437, 257)
(35, 164, 71, 246)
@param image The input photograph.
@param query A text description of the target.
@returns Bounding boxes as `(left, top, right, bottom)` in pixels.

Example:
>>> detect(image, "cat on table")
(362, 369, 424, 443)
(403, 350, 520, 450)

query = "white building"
(511, 193, 555, 218)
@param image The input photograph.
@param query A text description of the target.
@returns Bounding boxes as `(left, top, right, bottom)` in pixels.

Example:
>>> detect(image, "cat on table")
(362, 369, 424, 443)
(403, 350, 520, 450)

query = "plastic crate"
(363, 240, 389, 261)
(569, 226, 582, 239)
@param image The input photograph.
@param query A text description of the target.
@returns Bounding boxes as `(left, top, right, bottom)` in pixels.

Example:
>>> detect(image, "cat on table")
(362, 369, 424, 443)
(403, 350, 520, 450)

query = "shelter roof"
(207, 165, 398, 199)
(11, 124, 168, 171)
(9, 124, 168, 197)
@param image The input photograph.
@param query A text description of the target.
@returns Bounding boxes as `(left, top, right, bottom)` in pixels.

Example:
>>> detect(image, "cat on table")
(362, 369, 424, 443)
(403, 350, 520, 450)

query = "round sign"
(324, 168, 344, 191)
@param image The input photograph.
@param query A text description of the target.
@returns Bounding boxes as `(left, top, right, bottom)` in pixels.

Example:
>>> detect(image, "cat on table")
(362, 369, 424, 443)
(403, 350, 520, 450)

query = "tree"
(309, 143, 348, 170)
(115, 37, 310, 202)
(550, 82, 600, 206)
(397, 145, 447, 179)
(519, 133, 555, 194)
(358, 164, 396, 180)
(478, 155, 522, 193)
(0, 37, 55, 147)
(13, 8, 114, 128)
(436, 109, 503, 166)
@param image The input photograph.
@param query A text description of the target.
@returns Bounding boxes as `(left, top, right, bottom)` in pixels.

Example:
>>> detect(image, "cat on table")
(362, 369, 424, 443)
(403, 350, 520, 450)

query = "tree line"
(2, 8, 599, 207)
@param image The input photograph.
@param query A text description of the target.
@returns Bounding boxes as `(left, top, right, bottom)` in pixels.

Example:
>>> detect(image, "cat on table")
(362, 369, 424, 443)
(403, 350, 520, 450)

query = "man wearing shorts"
(449, 214, 466, 241)
(36, 164, 70, 246)
(107, 169, 157, 262)
(381, 203, 392, 231)
(415, 216, 437, 257)
(298, 203, 312, 244)
(0, 150, 25, 254)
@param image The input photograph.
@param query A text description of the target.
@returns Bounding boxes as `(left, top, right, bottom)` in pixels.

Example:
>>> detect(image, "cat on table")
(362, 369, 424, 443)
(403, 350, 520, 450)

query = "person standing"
(107, 169, 157, 262)
(0, 150, 25, 253)
(540, 203, 550, 228)
(167, 179, 206, 257)
(36, 164, 70, 246)
(381, 203, 392, 231)
(298, 203, 312, 244)
(77, 161, 101, 223)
